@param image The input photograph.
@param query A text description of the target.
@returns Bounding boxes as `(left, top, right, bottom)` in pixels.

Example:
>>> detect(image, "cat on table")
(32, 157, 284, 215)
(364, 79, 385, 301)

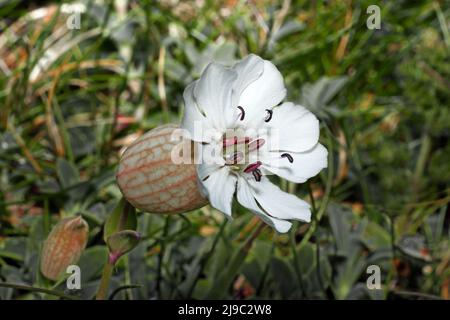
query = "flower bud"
(117, 124, 208, 214)
(40, 216, 89, 281)
(106, 230, 141, 265)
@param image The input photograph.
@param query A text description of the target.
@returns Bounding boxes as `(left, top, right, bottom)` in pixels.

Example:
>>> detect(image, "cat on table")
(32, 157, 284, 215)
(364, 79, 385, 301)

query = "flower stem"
(186, 219, 227, 297)
(308, 183, 325, 294)
(299, 128, 334, 247)
(95, 260, 114, 300)
(155, 215, 170, 297)
(0, 282, 80, 300)
(95, 199, 134, 300)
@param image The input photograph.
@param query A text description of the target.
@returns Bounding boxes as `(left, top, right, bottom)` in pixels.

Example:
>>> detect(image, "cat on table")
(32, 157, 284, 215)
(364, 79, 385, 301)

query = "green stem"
(412, 132, 431, 196)
(95, 200, 134, 300)
(308, 183, 325, 294)
(299, 129, 334, 248)
(352, 142, 371, 205)
(156, 215, 171, 297)
(123, 255, 133, 300)
(392, 290, 442, 300)
(0, 282, 80, 300)
(95, 260, 114, 300)
(411, 105, 437, 202)
(109, 284, 141, 300)
(290, 228, 306, 298)
(186, 219, 227, 297)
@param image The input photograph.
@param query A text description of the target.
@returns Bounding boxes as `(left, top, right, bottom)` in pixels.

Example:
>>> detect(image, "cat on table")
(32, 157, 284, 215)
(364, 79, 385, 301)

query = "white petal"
(238, 60, 286, 126)
(236, 177, 292, 233)
(199, 166, 236, 217)
(196, 143, 226, 196)
(261, 143, 328, 183)
(197, 143, 225, 169)
(194, 63, 237, 131)
(265, 102, 320, 152)
(231, 54, 264, 109)
(248, 177, 311, 222)
(181, 81, 215, 143)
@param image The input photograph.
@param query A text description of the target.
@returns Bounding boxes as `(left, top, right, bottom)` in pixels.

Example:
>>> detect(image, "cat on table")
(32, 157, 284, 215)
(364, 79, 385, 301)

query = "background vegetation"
(0, 0, 449, 300)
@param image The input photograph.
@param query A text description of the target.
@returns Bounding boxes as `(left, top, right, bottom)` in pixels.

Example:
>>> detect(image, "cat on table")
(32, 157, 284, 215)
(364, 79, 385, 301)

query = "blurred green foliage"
(0, 0, 449, 300)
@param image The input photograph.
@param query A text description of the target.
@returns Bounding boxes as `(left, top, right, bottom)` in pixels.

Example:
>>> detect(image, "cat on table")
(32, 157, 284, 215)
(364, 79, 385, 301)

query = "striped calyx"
(40, 216, 89, 281)
(117, 124, 208, 214)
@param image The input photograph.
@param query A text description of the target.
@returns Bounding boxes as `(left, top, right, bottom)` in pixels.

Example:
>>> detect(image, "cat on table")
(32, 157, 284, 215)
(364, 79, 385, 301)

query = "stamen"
(202, 175, 210, 181)
(252, 169, 262, 182)
(237, 106, 245, 121)
(225, 151, 244, 165)
(248, 138, 265, 152)
(281, 153, 294, 163)
(243, 161, 262, 173)
(222, 136, 250, 147)
(264, 109, 273, 122)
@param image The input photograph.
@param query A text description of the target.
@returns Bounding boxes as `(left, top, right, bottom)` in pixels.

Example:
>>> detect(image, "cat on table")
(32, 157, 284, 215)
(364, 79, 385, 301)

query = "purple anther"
(243, 161, 262, 173)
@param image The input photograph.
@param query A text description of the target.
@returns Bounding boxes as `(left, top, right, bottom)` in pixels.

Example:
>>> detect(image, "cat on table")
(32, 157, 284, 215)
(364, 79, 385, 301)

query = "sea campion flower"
(181, 54, 328, 233)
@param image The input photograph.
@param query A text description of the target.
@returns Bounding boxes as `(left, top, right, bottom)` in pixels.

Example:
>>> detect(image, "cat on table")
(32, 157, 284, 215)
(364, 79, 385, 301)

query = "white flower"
(181, 54, 328, 233)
